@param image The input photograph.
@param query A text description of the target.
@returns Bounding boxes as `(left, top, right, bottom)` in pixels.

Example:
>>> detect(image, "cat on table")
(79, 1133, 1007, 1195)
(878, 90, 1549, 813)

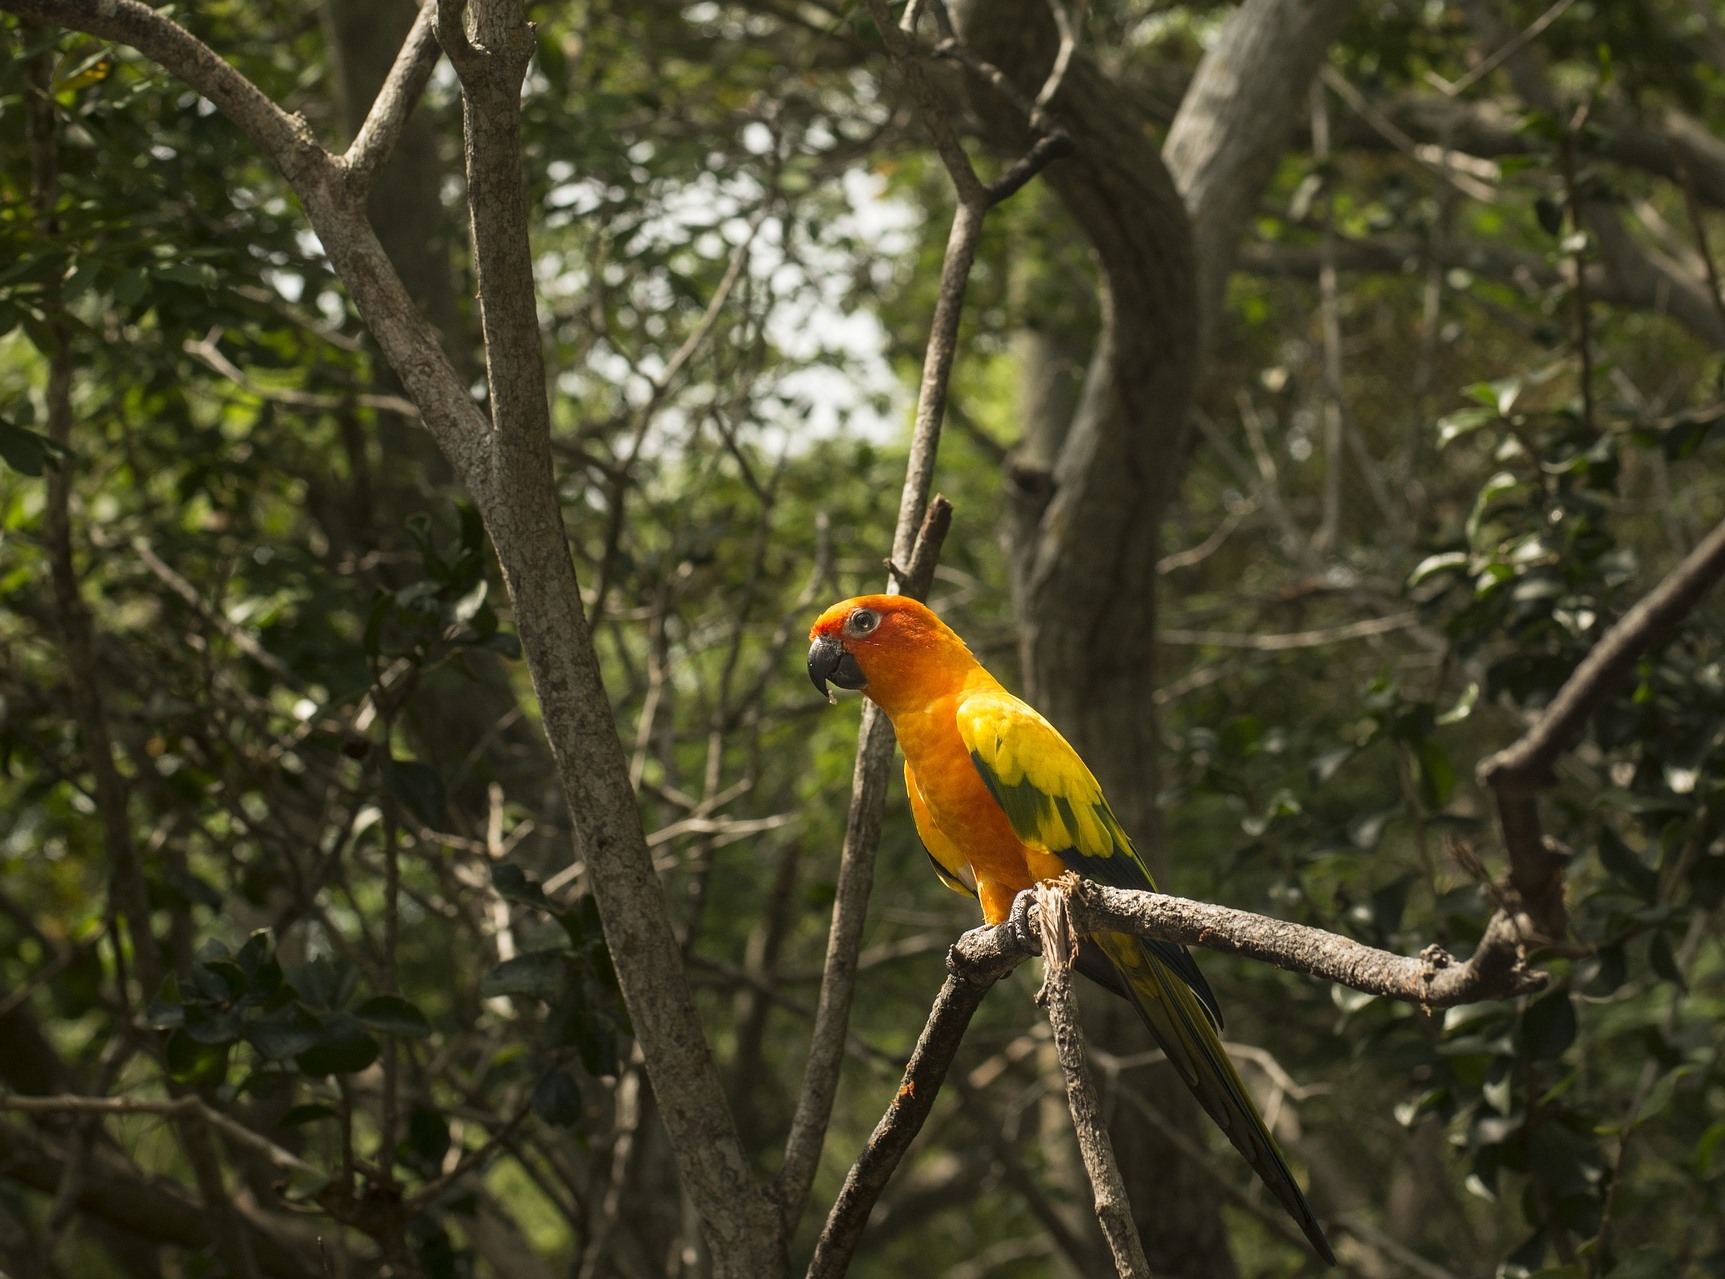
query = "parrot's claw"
(1006, 889, 1042, 956)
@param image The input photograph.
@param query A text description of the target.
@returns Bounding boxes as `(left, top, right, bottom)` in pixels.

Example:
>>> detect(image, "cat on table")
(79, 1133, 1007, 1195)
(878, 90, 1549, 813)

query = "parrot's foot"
(1006, 889, 1042, 956)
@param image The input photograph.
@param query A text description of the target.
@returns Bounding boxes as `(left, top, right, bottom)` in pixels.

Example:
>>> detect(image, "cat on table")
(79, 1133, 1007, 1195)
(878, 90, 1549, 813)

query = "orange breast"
(892, 690, 1065, 923)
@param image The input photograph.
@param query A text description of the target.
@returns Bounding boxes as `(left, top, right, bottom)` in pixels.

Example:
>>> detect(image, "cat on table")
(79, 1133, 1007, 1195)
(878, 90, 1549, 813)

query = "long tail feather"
(1093, 930, 1335, 1265)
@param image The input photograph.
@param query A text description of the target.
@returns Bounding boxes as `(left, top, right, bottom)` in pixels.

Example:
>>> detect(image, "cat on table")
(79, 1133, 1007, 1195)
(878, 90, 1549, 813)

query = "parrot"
(808, 593, 1334, 1265)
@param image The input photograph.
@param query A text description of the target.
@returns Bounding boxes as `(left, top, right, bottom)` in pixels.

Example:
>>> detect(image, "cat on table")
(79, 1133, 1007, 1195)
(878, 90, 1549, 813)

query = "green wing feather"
(957, 690, 1334, 1264)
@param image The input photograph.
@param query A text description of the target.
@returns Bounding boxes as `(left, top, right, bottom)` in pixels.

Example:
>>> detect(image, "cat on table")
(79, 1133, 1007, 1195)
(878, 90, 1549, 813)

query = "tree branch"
(0, 1120, 321, 1279)
(778, 0, 1068, 1231)
(1061, 880, 1547, 1009)
(774, 499, 952, 1226)
(1479, 515, 1725, 931)
(0, 1094, 323, 1183)
(807, 855, 1550, 1271)
(340, 0, 442, 190)
(1032, 883, 1150, 1279)
(805, 927, 1023, 1279)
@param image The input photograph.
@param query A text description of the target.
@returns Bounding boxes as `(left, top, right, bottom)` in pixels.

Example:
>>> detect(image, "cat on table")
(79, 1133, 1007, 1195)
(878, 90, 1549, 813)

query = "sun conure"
(808, 593, 1333, 1264)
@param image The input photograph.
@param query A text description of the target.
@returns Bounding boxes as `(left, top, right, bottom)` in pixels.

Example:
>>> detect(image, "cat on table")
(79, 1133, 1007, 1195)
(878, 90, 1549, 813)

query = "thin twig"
(183, 329, 420, 418)
(0, 1094, 324, 1182)
(1439, 0, 1579, 98)
(804, 928, 1024, 1278)
(1032, 883, 1150, 1279)
(1159, 612, 1419, 651)
(341, 0, 442, 189)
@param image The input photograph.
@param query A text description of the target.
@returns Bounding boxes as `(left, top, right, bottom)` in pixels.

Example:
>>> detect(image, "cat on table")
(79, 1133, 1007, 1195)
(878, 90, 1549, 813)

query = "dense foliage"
(4, 2, 1725, 1277)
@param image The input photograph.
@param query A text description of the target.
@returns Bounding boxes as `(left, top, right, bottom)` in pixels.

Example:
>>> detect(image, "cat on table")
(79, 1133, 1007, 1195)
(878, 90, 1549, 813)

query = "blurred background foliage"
(3, 1, 1725, 1277)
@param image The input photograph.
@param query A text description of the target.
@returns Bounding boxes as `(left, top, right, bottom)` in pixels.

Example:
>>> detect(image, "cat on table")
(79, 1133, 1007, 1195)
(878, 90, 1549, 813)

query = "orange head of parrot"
(807, 594, 974, 711)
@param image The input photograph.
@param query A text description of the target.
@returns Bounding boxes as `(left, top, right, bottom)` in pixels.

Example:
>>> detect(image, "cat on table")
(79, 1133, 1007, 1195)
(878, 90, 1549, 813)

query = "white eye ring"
(846, 608, 880, 637)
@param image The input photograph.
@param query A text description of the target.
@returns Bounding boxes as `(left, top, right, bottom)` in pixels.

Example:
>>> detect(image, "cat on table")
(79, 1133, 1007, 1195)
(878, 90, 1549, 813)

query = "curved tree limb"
(1163, 0, 1359, 350)
(340, 0, 441, 189)
(1480, 514, 1725, 935)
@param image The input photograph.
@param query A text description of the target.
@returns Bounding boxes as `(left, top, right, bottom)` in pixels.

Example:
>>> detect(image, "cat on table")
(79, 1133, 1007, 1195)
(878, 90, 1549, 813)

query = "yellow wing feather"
(953, 688, 1157, 892)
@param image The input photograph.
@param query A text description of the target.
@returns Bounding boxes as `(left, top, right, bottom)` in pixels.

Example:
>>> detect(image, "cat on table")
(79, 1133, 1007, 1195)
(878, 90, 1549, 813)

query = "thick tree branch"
(1163, 0, 1358, 348)
(430, 4, 782, 1271)
(809, 861, 1548, 1272)
(10, 3, 784, 1271)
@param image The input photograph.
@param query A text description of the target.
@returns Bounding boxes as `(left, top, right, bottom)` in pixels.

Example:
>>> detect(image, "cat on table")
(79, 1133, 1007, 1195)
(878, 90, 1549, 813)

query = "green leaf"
(167, 1029, 230, 1085)
(1394, 1086, 1451, 1128)
(0, 421, 67, 476)
(1595, 826, 1658, 899)
(1521, 992, 1576, 1061)
(492, 863, 550, 909)
(1648, 929, 1687, 990)
(1695, 1120, 1725, 1175)
(245, 1001, 324, 1059)
(191, 958, 248, 1002)
(353, 994, 433, 1038)
(182, 1001, 243, 1045)
(481, 950, 570, 1001)
(382, 756, 448, 829)
(1409, 550, 1469, 587)
(288, 957, 358, 1011)
(295, 1013, 380, 1077)
(405, 1106, 451, 1168)
(1577, 943, 1627, 996)
(1631, 1063, 1694, 1128)
(1415, 738, 1456, 808)
(145, 973, 185, 1029)
(531, 1069, 585, 1127)
(1309, 746, 1355, 787)
(1436, 682, 1479, 726)
(1436, 406, 1495, 446)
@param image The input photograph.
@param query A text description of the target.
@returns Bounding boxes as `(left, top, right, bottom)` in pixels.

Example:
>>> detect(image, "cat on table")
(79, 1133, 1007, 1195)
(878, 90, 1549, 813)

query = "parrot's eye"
(845, 608, 880, 638)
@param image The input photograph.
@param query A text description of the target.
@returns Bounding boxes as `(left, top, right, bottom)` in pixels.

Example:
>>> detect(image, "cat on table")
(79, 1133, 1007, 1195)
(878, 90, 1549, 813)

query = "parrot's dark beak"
(808, 635, 866, 704)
